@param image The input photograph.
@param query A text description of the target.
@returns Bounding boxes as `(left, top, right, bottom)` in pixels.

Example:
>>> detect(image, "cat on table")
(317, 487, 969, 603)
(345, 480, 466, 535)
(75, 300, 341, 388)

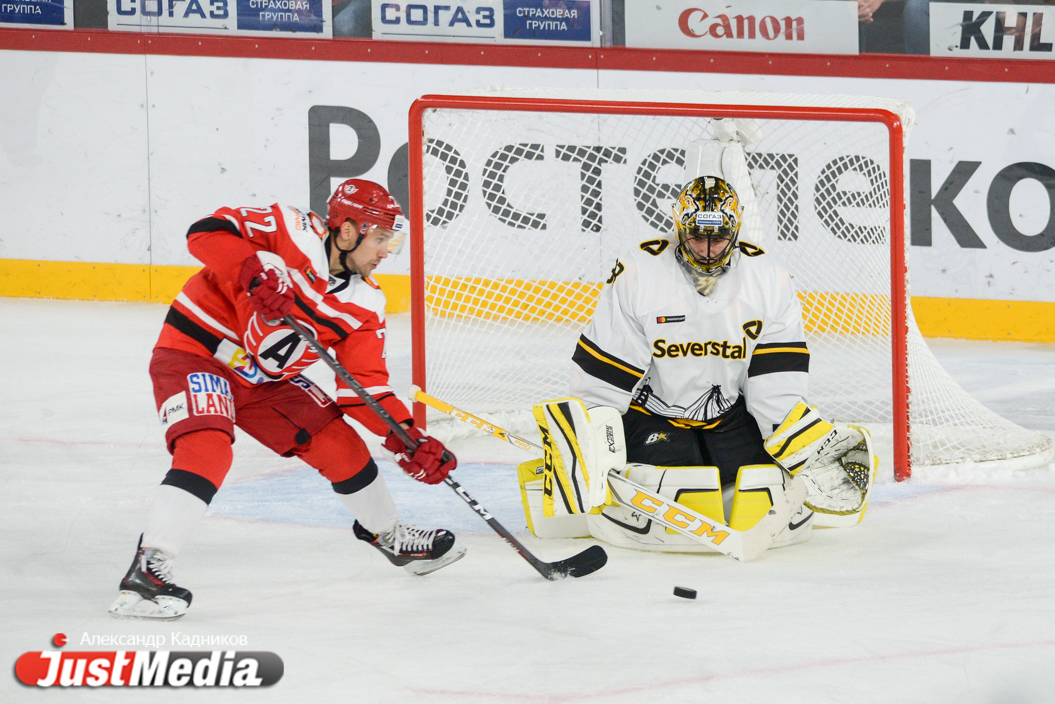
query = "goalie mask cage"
(407, 89, 1052, 481)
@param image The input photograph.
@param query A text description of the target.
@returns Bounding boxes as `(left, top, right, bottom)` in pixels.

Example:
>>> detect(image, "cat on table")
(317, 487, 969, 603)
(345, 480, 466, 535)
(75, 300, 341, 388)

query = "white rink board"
(1, 49, 1055, 302)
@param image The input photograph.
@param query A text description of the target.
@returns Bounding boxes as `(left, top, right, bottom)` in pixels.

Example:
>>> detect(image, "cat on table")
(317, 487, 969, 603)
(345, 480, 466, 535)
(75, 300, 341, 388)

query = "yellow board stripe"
(6, 260, 1055, 343)
(0, 259, 200, 303)
(0, 259, 411, 313)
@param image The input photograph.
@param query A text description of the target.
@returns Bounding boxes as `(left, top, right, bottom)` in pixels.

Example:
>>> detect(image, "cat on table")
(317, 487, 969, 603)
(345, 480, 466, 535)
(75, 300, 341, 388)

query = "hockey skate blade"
(109, 591, 189, 621)
(404, 544, 467, 576)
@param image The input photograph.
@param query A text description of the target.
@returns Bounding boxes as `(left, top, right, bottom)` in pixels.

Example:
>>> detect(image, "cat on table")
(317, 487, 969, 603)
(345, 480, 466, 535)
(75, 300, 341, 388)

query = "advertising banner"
(930, 4, 1055, 59)
(1, 0, 73, 29)
(107, 0, 333, 37)
(372, 0, 598, 46)
(624, 0, 859, 54)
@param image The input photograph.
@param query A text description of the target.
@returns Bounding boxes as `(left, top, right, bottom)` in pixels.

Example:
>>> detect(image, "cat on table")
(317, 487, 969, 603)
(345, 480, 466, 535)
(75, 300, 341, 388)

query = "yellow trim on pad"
(5, 259, 1055, 342)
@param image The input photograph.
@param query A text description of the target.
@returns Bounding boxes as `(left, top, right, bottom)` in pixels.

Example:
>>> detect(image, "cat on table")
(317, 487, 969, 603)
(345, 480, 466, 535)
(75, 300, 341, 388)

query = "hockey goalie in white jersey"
(521, 167, 877, 555)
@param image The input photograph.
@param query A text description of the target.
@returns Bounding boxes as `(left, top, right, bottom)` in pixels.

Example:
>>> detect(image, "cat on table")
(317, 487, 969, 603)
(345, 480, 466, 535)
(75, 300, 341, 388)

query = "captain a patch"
(187, 372, 235, 421)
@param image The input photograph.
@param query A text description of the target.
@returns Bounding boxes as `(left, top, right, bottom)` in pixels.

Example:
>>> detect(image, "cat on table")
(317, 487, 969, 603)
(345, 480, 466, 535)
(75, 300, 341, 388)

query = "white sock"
(142, 485, 208, 557)
(338, 471, 399, 535)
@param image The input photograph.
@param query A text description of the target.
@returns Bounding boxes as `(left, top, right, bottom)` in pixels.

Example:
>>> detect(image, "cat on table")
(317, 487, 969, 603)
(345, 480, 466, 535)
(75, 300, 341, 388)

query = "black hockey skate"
(108, 536, 192, 620)
(354, 521, 466, 576)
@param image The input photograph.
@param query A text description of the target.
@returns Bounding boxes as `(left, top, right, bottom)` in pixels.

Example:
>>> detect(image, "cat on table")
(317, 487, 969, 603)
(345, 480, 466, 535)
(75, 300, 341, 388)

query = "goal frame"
(407, 94, 910, 479)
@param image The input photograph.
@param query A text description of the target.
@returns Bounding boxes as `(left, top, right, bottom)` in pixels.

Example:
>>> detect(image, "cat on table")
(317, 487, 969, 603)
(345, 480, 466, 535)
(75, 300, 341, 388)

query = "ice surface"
(2, 298, 1054, 703)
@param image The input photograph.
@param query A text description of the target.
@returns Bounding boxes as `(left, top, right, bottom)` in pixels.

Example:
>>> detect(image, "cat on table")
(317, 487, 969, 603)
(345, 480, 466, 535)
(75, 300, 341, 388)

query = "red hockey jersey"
(155, 203, 410, 435)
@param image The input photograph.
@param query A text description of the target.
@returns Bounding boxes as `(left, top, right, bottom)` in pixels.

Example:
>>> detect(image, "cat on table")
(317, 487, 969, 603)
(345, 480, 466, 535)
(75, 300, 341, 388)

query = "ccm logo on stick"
(628, 492, 730, 545)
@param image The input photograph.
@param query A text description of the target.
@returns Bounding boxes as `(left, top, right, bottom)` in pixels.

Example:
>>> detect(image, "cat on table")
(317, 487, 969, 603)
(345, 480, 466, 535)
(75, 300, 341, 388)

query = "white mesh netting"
(410, 89, 1051, 475)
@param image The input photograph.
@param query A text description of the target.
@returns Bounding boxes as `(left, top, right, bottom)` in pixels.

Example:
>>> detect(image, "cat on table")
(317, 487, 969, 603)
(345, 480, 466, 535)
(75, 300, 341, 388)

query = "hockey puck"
(673, 586, 697, 600)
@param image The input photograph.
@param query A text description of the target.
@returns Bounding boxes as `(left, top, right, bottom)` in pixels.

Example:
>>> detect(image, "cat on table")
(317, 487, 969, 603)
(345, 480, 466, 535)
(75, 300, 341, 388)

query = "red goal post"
(406, 89, 1051, 481)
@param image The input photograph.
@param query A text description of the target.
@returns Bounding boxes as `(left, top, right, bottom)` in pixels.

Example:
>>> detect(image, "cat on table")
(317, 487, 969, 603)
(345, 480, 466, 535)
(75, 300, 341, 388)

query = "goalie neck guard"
(673, 176, 743, 278)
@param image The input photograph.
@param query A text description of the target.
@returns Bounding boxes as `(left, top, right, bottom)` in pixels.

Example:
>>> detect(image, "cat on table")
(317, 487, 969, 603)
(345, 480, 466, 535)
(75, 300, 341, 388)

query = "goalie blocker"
(523, 398, 876, 551)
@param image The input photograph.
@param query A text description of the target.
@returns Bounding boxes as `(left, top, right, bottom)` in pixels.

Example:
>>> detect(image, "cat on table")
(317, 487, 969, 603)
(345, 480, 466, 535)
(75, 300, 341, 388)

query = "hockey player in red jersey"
(110, 180, 461, 621)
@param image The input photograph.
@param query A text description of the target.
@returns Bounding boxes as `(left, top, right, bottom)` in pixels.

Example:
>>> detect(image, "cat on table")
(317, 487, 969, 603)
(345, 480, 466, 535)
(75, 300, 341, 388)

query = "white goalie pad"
(726, 465, 813, 548)
(532, 399, 625, 516)
(517, 459, 590, 539)
(588, 464, 723, 553)
(586, 464, 811, 553)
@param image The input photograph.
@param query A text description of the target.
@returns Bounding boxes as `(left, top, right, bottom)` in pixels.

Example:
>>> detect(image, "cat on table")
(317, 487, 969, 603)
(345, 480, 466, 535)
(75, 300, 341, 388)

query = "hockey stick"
(411, 385, 807, 562)
(282, 316, 607, 580)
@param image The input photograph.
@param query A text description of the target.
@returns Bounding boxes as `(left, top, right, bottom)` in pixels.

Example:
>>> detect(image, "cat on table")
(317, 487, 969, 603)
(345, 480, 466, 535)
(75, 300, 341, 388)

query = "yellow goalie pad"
(533, 398, 623, 517)
(519, 460, 814, 550)
(585, 464, 812, 553)
(517, 459, 590, 539)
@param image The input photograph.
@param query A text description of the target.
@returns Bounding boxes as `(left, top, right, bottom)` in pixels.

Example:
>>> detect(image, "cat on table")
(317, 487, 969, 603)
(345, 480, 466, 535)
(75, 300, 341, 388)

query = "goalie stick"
(411, 385, 807, 562)
(282, 316, 607, 580)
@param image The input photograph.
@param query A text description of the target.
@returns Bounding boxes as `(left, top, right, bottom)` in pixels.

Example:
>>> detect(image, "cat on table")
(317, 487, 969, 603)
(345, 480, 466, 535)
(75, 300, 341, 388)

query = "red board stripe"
(2, 27, 1055, 83)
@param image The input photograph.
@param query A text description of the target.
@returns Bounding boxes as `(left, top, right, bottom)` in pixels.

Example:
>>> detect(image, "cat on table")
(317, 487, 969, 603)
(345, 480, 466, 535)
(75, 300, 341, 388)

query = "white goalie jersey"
(570, 237, 810, 437)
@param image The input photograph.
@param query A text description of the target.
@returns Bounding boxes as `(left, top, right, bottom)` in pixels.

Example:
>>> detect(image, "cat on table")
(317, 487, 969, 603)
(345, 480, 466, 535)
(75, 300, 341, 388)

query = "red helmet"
(326, 179, 404, 232)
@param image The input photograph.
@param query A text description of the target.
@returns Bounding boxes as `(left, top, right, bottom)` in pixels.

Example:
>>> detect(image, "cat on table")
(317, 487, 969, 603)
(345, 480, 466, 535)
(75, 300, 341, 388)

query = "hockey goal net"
(407, 88, 1051, 480)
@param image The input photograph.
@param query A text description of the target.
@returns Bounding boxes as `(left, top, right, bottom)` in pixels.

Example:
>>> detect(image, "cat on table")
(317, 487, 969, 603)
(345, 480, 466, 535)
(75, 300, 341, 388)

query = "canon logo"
(677, 10, 805, 41)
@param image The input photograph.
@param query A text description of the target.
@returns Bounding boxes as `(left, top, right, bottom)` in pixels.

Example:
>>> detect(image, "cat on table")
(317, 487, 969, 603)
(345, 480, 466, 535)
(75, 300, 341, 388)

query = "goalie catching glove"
(383, 427, 457, 485)
(765, 402, 876, 526)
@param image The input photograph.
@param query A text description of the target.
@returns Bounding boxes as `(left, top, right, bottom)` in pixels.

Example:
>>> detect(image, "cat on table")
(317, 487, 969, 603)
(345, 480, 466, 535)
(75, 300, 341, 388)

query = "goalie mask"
(672, 176, 743, 282)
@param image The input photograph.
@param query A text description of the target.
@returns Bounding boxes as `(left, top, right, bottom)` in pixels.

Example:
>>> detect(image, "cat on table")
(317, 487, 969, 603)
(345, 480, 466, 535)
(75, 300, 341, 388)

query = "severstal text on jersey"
(652, 337, 747, 360)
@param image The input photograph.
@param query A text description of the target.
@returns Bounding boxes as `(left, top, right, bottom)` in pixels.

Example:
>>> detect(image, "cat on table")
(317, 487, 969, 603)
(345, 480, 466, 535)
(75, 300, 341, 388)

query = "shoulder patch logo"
(743, 320, 763, 340)
(639, 239, 670, 256)
(738, 242, 765, 257)
(657, 315, 685, 324)
(304, 265, 317, 284)
(606, 260, 625, 284)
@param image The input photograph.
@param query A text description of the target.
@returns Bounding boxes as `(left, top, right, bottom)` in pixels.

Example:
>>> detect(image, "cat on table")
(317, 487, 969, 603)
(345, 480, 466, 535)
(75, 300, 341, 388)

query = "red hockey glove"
(383, 427, 457, 485)
(238, 252, 294, 323)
